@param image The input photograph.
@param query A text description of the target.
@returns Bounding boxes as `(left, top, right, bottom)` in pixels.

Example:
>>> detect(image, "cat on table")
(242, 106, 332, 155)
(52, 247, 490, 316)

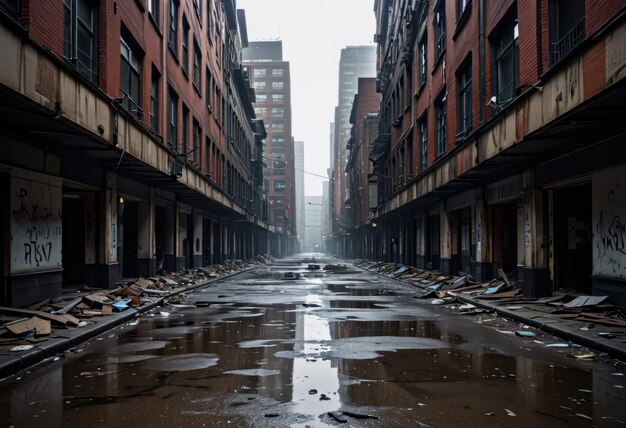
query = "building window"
(193, 40, 201, 90)
(274, 181, 286, 191)
(434, 1, 446, 60)
(2, 0, 19, 14)
(192, 119, 200, 163)
(457, 60, 472, 136)
(271, 123, 284, 130)
(255, 107, 267, 116)
(150, 69, 159, 132)
(418, 36, 427, 87)
(272, 136, 285, 145)
(193, 0, 201, 23)
(272, 94, 284, 102)
(148, 0, 158, 23)
(271, 107, 284, 117)
(205, 67, 212, 110)
(419, 114, 428, 171)
(120, 36, 142, 120)
(253, 81, 266, 90)
(457, 0, 470, 19)
(182, 17, 189, 74)
(272, 81, 284, 90)
(256, 94, 267, 102)
(272, 152, 285, 170)
(167, 87, 178, 150)
(272, 68, 284, 76)
(182, 104, 189, 155)
(492, 15, 519, 103)
(549, 0, 585, 65)
(435, 92, 447, 156)
(168, 0, 179, 54)
(63, 0, 98, 84)
(253, 68, 267, 77)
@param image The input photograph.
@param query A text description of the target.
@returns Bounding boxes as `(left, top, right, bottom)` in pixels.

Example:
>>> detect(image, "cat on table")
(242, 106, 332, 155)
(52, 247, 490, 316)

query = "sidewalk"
(0, 258, 269, 379)
(355, 260, 626, 362)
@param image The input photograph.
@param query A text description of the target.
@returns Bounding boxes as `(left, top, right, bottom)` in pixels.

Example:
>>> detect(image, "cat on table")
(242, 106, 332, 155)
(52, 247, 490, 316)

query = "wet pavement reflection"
(1, 256, 625, 427)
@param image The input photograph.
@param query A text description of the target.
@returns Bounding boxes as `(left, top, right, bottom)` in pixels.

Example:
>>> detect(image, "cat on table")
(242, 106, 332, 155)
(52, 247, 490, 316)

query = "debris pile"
(0, 257, 271, 351)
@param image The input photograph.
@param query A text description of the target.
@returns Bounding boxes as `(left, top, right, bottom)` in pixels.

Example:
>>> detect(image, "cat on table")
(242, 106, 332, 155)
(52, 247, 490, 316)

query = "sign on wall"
(592, 165, 626, 279)
(10, 172, 62, 274)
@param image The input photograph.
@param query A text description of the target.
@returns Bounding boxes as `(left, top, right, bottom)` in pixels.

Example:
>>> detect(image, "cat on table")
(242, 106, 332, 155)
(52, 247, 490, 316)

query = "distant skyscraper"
(294, 140, 305, 249)
(330, 46, 376, 249)
(243, 41, 297, 253)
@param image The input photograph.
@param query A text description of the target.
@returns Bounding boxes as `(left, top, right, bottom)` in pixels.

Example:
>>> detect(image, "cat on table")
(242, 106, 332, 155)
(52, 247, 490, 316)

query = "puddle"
(0, 261, 624, 427)
(141, 353, 220, 372)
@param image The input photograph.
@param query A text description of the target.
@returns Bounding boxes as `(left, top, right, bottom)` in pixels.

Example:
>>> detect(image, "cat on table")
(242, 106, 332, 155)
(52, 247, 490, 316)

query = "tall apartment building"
(294, 140, 305, 250)
(0, 0, 270, 307)
(346, 78, 380, 258)
(362, 0, 626, 305)
(243, 40, 297, 255)
(329, 46, 376, 255)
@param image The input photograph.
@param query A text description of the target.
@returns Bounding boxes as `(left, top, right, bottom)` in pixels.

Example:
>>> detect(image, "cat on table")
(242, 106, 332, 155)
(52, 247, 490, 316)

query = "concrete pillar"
(137, 191, 156, 276)
(176, 202, 191, 271)
(520, 172, 551, 296)
(100, 173, 119, 289)
(472, 199, 492, 281)
(440, 207, 452, 275)
(164, 207, 175, 271)
(193, 211, 202, 267)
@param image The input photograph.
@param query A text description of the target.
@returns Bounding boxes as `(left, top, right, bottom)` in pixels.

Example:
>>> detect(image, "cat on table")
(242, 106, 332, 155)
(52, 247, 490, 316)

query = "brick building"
(356, 0, 626, 305)
(243, 40, 297, 255)
(0, 0, 271, 307)
(328, 45, 376, 255)
(346, 77, 380, 257)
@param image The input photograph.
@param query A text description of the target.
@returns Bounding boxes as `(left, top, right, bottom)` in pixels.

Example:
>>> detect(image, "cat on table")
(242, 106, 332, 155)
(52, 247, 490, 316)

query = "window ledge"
(415, 81, 426, 98)
(148, 13, 162, 36)
(431, 49, 446, 75)
(168, 44, 179, 63)
(452, 2, 472, 41)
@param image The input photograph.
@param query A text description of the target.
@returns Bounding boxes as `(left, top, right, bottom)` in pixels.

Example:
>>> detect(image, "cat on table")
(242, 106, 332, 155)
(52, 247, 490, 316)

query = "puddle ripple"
(141, 353, 219, 372)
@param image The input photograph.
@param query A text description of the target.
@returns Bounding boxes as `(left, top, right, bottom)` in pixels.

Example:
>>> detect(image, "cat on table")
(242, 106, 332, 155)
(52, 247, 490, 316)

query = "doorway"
(122, 201, 138, 277)
(0, 174, 7, 305)
(553, 184, 592, 291)
(426, 214, 440, 270)
(458, 208, 472, 274)
(212, 221, 221, 264)
(492, 204, 518, 275)
(62, 193, 85, 286)
(155, 206, 166, 271)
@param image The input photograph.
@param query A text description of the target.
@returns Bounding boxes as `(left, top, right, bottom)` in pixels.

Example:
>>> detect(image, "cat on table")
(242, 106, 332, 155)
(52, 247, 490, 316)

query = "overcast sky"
(237, 0, 376, 196)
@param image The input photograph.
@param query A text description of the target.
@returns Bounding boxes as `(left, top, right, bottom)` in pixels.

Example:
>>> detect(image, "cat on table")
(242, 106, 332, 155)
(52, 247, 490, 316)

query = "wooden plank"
(0, 306, 70, 326)
(5, 316, 51, 336)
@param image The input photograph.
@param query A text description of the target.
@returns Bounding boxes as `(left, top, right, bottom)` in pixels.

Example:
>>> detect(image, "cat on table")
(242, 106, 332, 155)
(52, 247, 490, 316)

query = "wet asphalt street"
(1, 255, 625, 427)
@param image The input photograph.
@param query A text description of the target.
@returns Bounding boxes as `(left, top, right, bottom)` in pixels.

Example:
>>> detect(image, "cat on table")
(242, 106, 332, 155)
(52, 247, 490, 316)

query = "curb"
(0, 265, 260, 380)
(355, 264, 626, 362)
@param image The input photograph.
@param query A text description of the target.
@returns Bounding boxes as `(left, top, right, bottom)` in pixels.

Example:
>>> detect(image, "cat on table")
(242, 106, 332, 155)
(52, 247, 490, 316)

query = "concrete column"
(520, 175, 551, 296)
(164, 207, 176, 272)
(193, 211, 202, 267)
(440, 207, 452, 275)
(472, 199, 492, 281)
(137, 190, 156, 276)
(176, 202, 191, 271)
(100, 173, 119, 288)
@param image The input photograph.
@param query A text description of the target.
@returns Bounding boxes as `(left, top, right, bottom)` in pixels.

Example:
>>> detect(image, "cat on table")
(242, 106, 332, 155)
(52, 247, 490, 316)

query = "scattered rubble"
(355, 259, 626, 348)
(0, 257, 272, 351)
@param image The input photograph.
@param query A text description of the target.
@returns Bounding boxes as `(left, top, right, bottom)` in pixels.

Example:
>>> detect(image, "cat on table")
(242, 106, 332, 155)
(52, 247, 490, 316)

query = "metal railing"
(551, 19, 585, 65)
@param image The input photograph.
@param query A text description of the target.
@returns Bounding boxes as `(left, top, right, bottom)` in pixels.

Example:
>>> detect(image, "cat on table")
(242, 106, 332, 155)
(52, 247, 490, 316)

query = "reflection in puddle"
(0, 265, 624, 427)
(291, 312, 341, 427)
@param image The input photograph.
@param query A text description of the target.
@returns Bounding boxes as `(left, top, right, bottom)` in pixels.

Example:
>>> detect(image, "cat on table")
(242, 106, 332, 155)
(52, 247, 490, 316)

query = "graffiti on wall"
(593, 166, 626, 278)
(10, 177, 62, 274)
